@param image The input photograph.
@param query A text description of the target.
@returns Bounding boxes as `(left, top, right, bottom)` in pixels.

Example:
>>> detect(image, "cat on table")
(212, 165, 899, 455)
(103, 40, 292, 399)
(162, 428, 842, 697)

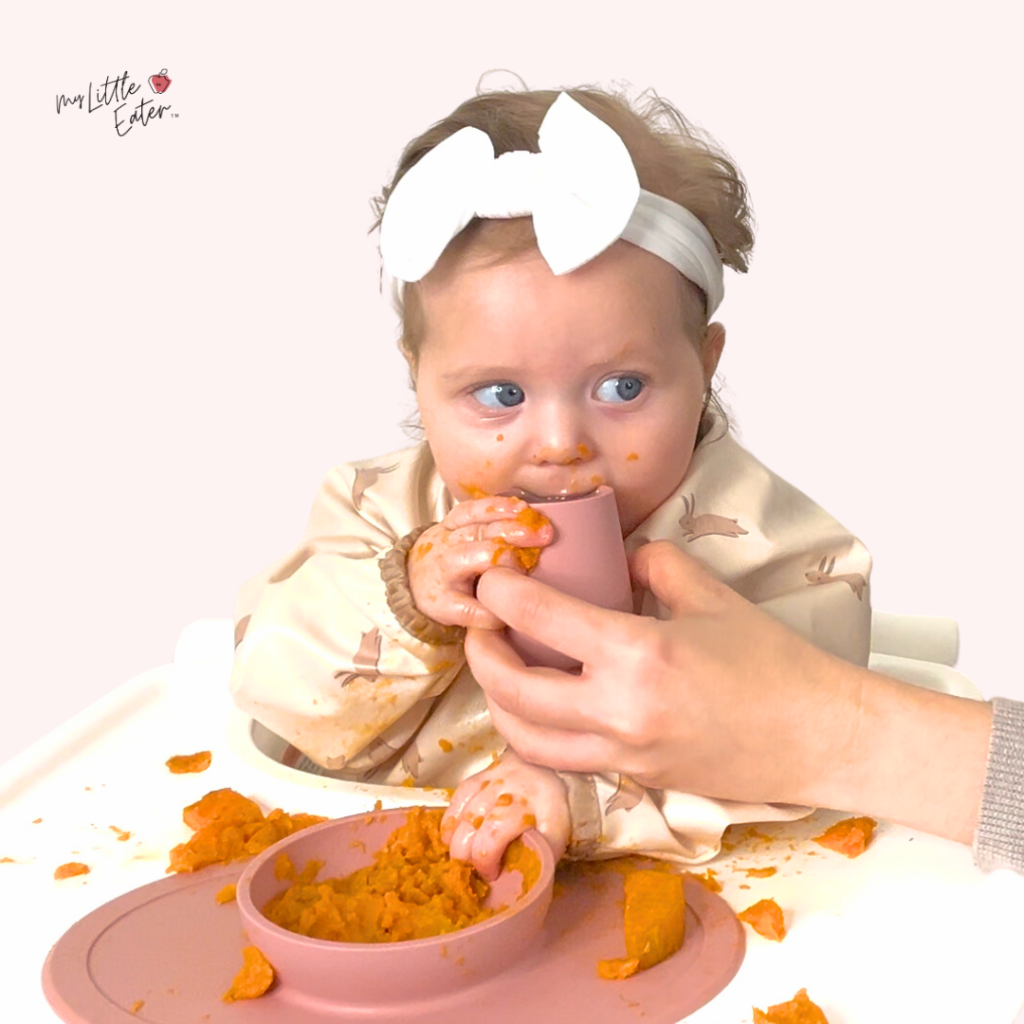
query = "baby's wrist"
(554, 771, 601, 859)
(380, 524, 465, 646)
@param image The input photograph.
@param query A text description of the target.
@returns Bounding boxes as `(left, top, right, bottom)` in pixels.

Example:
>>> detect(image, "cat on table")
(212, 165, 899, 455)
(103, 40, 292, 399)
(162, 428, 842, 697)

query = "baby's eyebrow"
(439, 365, 520, 384)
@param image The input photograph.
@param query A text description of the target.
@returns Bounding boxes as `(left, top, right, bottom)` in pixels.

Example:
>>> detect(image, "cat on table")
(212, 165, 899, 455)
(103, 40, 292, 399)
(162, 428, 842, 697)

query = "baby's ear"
(701, 322, 726, 381)
(399, 341, 418, 387)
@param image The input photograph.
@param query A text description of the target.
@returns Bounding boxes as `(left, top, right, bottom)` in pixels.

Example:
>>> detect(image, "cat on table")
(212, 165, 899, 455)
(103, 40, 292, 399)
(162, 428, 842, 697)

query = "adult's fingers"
(628, 540, 732, 616)
(474, 568, 632, 666)
(483, 694, 613, 775)
(465, 626, 600, 732)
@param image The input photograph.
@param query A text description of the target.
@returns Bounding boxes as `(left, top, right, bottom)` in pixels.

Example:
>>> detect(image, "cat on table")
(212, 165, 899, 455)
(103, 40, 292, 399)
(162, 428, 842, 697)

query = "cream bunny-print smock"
(230, 413, 872, 865)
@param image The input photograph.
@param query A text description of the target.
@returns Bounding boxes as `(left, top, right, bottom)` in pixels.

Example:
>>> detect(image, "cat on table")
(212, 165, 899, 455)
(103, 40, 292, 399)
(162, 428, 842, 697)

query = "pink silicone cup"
(235, 807, 555, 1009)
(506, 485, 632, 670)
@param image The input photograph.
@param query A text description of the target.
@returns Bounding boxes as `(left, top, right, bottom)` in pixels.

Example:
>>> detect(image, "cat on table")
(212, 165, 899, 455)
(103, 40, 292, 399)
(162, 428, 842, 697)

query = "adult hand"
(466, 541, 992, 844)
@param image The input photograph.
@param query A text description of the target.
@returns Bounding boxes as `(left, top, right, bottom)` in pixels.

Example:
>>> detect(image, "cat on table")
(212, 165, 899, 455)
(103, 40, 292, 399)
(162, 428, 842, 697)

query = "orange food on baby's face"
(166, 751, 212, 774)
(222, 946, 275, 1002)
(812, 816, 876, 858)
(739, 898, 786, 941)
(261, 808, 540, 944)
(598, 869, 686, 979)
(167, 789, 326, 874)
(753, 987, 830, 1023)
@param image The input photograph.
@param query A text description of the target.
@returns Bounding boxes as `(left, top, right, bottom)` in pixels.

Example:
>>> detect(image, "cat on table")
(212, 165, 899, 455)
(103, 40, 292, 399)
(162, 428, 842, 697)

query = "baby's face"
(414, 240, 723, 536)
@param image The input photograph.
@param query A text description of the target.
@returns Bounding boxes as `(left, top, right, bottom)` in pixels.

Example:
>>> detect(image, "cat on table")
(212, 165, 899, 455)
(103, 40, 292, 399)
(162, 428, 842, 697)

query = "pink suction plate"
(43, 809, 744, 1023)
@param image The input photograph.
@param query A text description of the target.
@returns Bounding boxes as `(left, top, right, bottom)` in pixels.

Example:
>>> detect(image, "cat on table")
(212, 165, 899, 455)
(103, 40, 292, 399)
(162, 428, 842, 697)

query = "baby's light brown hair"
(371, 82, 754, 393)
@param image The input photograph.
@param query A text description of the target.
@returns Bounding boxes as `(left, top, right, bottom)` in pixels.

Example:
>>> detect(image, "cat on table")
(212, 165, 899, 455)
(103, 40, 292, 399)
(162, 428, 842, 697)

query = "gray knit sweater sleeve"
(973, 697, 1024, 872)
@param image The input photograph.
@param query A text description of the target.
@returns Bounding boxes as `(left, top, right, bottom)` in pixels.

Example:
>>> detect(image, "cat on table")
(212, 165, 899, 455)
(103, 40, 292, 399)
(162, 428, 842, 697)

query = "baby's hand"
(441, 749, 570, 881)
(408, 497, 553, 631)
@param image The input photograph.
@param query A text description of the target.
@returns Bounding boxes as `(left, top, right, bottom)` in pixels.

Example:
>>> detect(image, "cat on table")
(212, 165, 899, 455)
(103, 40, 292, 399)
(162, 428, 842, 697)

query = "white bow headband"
(380, 92, 725, 316)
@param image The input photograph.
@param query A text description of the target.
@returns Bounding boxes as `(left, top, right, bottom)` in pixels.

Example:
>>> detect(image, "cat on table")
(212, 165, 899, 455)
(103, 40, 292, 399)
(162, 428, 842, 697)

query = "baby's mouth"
(501, 486, 600, 503)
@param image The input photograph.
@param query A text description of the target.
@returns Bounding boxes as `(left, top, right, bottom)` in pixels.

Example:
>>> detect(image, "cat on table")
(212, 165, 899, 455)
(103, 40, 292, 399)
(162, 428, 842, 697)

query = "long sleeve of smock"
(230, 443, 466, 773)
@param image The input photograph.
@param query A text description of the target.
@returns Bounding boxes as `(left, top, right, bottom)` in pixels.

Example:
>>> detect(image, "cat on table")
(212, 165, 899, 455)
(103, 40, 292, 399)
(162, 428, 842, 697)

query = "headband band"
(380, 92, 725, 315)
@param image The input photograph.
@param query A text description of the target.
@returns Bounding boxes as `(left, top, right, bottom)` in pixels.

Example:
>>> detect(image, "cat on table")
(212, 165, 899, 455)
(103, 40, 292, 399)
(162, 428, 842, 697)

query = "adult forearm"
(809, 666, 993, 846)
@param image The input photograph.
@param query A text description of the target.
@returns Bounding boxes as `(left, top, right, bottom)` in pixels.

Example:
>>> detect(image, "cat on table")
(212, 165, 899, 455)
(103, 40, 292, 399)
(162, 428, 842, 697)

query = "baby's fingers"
(442, 541, 542, 590)
(442, 778, 489, 844)
(442, 496, 530, 532)
(469, 812, 531, 882)
(447, 818, 483, 865)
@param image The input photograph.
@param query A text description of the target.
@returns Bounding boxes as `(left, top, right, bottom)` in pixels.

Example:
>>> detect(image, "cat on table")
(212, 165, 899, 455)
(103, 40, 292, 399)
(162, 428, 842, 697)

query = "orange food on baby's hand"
(54, 861, 90, 880)
(222, 946, 275, 1002)
(753, 987, 830, 1023)
(812, 816, 876, 858)
(502, 837, 541, 897)
(166, 750, 212, 774)
(512, 546, 541, 572)
(739, 898, 786, 941)
(598, 869, 686, 979)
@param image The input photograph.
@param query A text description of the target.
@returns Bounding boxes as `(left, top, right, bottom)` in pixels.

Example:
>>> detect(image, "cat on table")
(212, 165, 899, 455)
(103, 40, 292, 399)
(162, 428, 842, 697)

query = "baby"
(231, 84, 872, 879)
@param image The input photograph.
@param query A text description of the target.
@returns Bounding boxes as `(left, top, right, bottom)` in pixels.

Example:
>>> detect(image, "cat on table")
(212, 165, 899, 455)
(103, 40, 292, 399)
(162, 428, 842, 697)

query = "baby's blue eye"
(596, 377, 644, 403)
(472, 383, 524, 409)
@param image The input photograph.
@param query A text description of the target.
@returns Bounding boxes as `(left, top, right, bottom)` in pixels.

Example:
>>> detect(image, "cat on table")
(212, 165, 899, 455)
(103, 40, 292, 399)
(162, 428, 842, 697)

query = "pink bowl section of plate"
(235, 808, 555, 1009)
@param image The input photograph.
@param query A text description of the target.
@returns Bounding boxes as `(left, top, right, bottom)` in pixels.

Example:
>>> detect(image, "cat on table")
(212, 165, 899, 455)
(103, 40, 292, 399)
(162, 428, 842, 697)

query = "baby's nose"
(527, 402, 595, 466)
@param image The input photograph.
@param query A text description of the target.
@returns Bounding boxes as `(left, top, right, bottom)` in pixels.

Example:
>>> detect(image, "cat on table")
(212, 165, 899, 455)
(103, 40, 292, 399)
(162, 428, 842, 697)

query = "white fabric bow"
(380, 92, 725, 315)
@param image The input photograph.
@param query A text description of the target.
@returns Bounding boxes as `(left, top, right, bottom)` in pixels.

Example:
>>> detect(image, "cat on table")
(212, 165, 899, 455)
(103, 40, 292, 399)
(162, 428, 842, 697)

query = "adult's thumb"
(628, 540, 730, 617)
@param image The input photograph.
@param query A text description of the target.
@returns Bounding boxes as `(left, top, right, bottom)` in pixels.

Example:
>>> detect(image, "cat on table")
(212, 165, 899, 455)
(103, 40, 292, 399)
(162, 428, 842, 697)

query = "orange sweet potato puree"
(753, 987, 830, 1023)
(812, 816, 876, 858)
(54, 861, 90, 880)
(597, 869, 686, 979)
(166, 750, 212, 774)
(167, 788, 327, 873)
(262, 808, 539, 943)
(739, 898, 787, 941)
(222, 946, 275, 1002)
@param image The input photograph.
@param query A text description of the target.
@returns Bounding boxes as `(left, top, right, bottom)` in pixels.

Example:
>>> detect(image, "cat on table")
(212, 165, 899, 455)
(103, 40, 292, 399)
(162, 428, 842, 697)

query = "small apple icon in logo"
(149, 69, 172, 94)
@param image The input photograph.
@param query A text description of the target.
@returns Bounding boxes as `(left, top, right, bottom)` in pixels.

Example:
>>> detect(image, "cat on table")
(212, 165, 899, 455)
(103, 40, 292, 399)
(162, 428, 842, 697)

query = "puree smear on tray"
(167, 788, 327, 873)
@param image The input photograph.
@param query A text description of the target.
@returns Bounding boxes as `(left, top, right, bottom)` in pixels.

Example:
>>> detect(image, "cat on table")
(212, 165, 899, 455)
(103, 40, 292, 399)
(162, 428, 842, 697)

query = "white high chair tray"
(1, 620, 1022, 1024)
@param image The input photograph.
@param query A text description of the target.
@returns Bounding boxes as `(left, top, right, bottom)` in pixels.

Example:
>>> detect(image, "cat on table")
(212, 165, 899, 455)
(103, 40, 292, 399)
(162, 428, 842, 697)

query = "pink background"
(4, 2, 1023, 771)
